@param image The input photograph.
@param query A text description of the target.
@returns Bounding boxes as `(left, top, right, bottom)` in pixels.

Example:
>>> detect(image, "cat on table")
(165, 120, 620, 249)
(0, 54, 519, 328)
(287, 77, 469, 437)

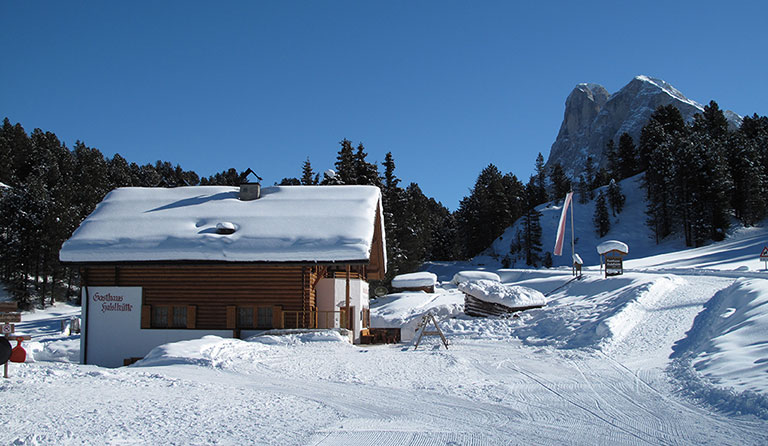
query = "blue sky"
(1, 1, 766, 209)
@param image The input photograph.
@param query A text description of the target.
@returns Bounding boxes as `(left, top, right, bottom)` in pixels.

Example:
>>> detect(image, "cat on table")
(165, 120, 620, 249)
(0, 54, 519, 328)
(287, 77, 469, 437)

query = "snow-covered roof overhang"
(60, 185, 383, 264)
(596, 240, 629, 255)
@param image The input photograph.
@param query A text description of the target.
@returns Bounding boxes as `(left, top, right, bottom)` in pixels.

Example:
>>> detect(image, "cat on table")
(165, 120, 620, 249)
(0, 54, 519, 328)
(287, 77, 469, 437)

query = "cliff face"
(546, 75, 741, 177)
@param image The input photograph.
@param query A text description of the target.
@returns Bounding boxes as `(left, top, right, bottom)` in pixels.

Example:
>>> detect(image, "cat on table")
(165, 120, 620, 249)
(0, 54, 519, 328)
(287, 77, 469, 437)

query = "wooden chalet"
(60, 181, 385, 367)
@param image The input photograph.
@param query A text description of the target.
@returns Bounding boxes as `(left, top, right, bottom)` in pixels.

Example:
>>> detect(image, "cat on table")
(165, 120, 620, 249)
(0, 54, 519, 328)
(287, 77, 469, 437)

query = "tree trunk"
(35, 252, 41, 291)
(50, 266, 58, 306)
(66, 268, 73, 300)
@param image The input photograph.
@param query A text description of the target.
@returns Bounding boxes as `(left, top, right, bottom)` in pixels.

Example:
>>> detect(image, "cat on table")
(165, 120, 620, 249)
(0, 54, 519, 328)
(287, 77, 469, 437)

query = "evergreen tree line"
(279, 139, 459, 280)
(3, 99, 765, 305)
(575, 100, 768, 248)
(639, 101, 768, 247)
(0, 118, 200, 308)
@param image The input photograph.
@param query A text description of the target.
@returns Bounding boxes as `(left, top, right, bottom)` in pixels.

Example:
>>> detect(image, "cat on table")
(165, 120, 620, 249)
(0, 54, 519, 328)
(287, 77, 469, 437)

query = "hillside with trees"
(1, 99, 767, 307)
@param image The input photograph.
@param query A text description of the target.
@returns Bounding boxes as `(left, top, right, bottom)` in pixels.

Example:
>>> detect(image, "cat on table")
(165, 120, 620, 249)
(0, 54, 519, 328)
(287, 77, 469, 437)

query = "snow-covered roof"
(60, 185, 383, 263)
(391, 272, 437, 289)
(451, 271, 501, 285)
(597, 240, 629, 255)
(458, 280, 546, 308)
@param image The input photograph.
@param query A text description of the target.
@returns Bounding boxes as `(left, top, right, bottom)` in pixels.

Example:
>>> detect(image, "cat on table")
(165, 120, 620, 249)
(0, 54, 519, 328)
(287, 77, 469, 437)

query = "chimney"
(238, 168, 263, 201)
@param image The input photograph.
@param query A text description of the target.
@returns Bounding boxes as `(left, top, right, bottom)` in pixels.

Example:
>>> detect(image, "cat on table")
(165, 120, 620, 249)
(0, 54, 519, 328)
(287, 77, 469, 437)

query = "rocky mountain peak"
(545, 76, 741, 179)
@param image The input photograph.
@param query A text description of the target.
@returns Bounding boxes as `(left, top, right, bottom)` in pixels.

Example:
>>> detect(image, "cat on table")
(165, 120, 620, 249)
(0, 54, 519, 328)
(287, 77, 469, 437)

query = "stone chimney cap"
(239, 168, 263, 184)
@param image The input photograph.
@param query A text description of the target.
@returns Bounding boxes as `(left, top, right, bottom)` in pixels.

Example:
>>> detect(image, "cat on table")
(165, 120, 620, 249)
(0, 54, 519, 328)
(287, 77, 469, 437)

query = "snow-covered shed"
(391, 272, 438, 293)
(60, 184, 386, 366)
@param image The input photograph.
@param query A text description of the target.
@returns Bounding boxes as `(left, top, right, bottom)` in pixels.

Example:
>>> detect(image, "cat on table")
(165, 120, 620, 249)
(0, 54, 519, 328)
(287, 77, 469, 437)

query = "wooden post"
(225, 305, 236, 329)
(141, 305, 151, 329)
(345, 265, 351, 330)
(186, 305, 196, 329)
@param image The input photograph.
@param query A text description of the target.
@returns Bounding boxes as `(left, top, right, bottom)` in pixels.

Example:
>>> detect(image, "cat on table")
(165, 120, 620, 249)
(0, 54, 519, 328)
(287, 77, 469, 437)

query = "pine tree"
(576, 175, 589, 204)
(640, 105, 687, 243)
(543, 252, 553, 268)
(353, 143, 381, 187)
(522, 206, 543, 267)
(379, 152, 404, 276)
(583, 155, 597, 198)
(730, 115, 768, 226)
(533, 152, 548, 205)
(300, 157, 317, 185)
(520, 181, 543, 266)
(594, 191, 610, 237)
(0, 118, 17, 185)
(501, 172, 525, 225)
(607, 179, 625, 215)
(605, 139, 619, 180)
(593, 167, 610, 190)
(616, 133, 638, 179)
(549, 162, 570, 203)
(334, 139, 356, 184)
(455, 164, 514, 257)
(688, 101, 733, 243)
(320, 169, 344, 185)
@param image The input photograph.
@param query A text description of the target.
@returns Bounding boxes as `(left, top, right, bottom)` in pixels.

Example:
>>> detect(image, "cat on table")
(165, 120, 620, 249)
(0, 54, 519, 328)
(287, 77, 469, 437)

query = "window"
(172, 306, 187, 328)
(152, 306, 169, 328)
(257, 307, 273, 328)
(237, 307, 254, 328)
(151, 305, 190, 328)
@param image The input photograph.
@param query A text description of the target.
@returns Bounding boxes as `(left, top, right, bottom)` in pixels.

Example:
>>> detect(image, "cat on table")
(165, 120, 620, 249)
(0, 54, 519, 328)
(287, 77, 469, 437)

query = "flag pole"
(570, 187, 575, 262)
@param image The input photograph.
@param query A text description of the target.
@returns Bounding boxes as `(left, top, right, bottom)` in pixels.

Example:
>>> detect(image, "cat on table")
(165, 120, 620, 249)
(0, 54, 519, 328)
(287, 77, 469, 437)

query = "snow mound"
(451, 270, 501, 284)
(136, 332, 351, 369)
(668, 278, 768, 419)
(247, 330, 350, 345)
(458, 280, 546, 308)
(25, 338, 80, 363)
(135, 336, 250, 368)
(673, 279, 768, 395)
(391, 272, 437, 288)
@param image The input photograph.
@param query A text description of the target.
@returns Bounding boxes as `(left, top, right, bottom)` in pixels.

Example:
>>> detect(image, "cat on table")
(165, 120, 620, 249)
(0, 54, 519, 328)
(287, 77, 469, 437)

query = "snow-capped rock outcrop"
(547, 75, 742, 177)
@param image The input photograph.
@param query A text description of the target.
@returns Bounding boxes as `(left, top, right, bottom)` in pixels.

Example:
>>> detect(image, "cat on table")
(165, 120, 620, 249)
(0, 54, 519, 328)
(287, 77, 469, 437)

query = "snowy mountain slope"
(482, 173, 768, 273)
(482, 174, 681, 268)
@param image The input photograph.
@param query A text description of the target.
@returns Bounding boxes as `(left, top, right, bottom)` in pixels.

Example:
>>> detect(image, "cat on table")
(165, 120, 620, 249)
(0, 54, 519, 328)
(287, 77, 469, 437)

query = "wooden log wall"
(82, 264, 315, 330)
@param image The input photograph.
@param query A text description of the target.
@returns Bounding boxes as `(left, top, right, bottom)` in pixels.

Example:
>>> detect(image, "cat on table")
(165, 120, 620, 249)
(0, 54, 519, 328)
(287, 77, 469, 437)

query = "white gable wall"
(316, 278, 369, 343)
(81, 286, 230, 367)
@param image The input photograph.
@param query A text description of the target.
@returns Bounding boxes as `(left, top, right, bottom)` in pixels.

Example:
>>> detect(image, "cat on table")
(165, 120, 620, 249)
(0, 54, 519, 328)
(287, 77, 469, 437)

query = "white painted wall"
(81, 287, 230, 368)
(316, 278, 369, 343)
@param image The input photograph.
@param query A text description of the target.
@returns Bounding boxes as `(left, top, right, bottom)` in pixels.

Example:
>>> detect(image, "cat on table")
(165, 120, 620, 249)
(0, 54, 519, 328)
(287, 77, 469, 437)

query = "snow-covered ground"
(4, 221, 768, 444)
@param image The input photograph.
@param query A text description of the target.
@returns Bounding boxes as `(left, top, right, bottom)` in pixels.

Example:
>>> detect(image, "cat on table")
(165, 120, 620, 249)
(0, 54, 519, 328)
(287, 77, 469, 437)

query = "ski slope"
(4, 226, 768, 444)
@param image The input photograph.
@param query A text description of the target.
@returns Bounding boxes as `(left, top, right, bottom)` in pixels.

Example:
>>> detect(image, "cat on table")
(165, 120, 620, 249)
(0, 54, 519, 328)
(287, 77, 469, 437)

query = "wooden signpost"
(0, 302, 29, 378)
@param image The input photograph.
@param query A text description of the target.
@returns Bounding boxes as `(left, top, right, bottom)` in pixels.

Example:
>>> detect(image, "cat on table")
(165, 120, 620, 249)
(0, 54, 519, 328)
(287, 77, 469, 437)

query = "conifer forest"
(1, 100, 767, 308)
